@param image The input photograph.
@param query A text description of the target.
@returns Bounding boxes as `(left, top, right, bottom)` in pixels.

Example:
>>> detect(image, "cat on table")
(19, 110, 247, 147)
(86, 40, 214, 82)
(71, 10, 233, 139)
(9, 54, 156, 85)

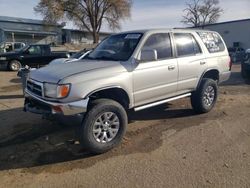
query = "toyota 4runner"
(24, 29, 231, 154)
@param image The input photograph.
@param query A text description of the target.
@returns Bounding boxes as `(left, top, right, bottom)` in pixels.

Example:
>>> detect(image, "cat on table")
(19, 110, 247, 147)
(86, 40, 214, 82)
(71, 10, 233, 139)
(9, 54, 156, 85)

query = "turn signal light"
(57, 84, 70, 98)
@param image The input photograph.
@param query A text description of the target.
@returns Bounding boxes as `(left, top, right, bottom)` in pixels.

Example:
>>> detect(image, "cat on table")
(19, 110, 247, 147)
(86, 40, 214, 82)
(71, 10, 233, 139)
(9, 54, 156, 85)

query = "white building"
(196, 19, 250, 50)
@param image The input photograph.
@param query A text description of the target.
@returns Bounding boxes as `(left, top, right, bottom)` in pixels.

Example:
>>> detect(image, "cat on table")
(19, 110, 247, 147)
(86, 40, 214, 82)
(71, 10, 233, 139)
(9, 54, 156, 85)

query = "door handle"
(168, 65, 175, 71)
(200, 61, 206, 65)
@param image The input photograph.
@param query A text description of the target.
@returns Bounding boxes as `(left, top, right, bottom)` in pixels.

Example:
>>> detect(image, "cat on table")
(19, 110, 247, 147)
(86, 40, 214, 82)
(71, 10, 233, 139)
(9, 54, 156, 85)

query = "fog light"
(52, 106, 62, 113)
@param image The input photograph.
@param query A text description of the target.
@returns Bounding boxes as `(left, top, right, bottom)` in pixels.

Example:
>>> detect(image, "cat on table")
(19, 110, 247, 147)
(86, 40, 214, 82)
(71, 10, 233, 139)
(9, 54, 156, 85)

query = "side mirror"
(140, 49, 157, 62)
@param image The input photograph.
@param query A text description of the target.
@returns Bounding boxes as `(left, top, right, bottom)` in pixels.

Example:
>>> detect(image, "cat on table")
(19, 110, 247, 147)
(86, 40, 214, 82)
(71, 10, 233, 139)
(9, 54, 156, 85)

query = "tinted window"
(197, 32, 225, 53)
(28, 46, 42, 55)
(142, 33, 172, 60)
(14, 43, 22, 49)
(174, 33, 201, 57)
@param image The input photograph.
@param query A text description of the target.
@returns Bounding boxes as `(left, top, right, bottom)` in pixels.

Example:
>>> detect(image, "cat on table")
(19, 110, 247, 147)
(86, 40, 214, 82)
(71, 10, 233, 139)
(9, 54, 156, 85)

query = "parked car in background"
(241, 49, 250, 79)
(228, 47, 246, 63)
(0, 42, 26, 53)
(49, 49, 92, 65)
(0, 44, 70, 71)
(24, 29, 231, 154)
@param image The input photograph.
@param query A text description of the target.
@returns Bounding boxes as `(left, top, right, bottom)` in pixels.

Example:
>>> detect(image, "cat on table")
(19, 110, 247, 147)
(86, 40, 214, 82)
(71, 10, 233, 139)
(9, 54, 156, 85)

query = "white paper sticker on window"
(125, 34, 141, 39)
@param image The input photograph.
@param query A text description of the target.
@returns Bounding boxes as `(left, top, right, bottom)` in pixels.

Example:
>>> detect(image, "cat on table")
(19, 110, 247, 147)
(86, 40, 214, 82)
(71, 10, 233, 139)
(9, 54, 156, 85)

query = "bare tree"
(182, 0, 223, 27)
(34, 0, 132, 43)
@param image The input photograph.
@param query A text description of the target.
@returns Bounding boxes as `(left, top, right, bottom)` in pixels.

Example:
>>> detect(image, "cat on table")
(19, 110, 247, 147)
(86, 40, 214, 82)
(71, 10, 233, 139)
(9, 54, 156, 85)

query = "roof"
(2, 28, 57, 35)
(0, 15, 64, 27)
(195, 18, 250, 28)
(62, 28, 112, 35)
(118, 28, 212, 34)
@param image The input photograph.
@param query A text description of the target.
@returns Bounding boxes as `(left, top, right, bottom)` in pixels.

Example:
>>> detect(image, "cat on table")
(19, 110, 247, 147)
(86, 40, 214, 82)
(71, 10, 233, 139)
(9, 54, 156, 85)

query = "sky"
(0, 0, 249, 32)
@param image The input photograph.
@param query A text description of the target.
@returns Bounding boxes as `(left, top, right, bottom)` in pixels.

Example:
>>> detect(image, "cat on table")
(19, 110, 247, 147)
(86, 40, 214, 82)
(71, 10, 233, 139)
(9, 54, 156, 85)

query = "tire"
(191, 78, 218, 114)
(8, 60, 21, 71)
(241, 63, 250, 79)
(80, 99, 127, 154)
(241, 66, 247, 79)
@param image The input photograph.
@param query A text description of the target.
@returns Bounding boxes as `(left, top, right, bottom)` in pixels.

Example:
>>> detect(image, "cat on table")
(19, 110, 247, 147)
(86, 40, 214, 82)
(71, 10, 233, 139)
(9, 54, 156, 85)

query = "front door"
(21, 45, 43, 67)
(133, 33, 178, 107)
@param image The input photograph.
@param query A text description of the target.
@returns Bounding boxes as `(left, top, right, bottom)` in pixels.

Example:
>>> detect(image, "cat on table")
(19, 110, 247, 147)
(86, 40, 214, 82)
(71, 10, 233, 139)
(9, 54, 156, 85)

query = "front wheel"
(191, 78, 218, 114)
(8, 60, 21, 71)
(80, 99, 127, 154)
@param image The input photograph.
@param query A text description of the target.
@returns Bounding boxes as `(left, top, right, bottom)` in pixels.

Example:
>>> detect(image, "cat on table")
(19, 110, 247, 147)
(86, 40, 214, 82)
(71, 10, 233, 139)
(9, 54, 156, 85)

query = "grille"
(27, 80, 43, 97)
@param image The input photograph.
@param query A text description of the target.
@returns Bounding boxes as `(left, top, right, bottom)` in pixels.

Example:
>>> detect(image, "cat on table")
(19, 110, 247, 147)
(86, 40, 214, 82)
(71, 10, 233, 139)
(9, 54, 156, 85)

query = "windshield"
(18, 45, 29, 52)
(87, 33, 143, 61)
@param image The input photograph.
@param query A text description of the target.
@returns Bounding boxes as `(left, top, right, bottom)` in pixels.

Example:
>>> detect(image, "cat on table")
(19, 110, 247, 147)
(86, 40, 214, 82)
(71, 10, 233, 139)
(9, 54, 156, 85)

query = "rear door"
(173, 33, 207, 93)
(133, 33, 178, 106)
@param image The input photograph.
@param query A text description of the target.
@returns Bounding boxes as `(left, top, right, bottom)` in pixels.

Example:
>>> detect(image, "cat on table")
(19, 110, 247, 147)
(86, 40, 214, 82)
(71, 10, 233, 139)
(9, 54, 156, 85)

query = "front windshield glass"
(87, 33, 143, 61)
(18, 45, 29, 52)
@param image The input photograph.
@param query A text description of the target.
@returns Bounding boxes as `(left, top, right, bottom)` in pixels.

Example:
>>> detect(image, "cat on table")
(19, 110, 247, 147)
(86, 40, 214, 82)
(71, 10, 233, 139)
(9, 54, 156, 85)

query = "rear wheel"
(8, 60, 21, 71)
(191, 78, 218, 114)
(80, 99, 127, 154)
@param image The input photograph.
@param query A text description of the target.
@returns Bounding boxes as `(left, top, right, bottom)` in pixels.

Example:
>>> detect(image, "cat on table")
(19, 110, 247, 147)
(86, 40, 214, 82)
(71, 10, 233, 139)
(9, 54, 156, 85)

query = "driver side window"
(141, 33, 173, 61)
(27, 46, 42, 55)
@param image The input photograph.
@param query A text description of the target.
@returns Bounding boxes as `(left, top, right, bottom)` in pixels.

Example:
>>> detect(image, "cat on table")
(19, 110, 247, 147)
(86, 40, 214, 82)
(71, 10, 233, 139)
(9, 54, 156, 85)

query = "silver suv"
(24, 29, 231, 153)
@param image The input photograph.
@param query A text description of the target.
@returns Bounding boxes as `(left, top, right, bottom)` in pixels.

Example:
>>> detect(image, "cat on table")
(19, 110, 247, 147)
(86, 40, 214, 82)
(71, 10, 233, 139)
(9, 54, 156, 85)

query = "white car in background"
(49, 49, 91, 65)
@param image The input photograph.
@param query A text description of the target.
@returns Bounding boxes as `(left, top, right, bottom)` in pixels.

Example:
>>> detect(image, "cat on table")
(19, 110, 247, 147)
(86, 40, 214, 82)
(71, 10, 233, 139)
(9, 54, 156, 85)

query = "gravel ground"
(0, 64, 249, 188)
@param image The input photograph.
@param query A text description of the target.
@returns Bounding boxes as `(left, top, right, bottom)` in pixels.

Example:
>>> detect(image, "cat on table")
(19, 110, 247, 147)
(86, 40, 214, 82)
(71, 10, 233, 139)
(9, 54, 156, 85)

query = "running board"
(134, 93, 192, 112)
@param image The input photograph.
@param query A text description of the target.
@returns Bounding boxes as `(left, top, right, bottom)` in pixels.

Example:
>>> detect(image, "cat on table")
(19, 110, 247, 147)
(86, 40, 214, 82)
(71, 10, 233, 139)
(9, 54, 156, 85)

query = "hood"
(29, 60, 124, 83)
(0, 51, 20, 57)
(49, 58, 73, 65)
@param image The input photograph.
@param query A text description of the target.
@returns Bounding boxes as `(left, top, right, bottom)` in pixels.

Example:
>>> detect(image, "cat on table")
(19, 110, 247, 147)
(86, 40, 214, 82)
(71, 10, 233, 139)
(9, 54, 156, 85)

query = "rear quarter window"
(197, 32, 225, 53)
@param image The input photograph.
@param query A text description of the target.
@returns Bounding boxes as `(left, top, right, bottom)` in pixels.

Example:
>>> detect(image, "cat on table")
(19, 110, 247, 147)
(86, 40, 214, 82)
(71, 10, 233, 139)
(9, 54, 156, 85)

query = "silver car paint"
(27, 29, 231, 112)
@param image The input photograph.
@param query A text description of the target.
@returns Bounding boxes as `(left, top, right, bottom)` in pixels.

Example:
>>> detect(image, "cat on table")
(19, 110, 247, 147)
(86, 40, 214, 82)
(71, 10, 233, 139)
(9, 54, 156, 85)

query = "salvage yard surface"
(0, 64, 249, 188)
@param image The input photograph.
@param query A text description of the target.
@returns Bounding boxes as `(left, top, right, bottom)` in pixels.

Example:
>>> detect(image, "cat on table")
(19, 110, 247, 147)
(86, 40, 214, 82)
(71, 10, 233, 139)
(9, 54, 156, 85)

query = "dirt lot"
(0, 64, 249, 188)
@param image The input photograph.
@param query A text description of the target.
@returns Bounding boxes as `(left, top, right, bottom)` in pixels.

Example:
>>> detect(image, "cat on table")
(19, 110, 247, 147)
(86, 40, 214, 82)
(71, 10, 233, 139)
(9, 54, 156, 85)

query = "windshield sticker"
(125, 34, 141, 39)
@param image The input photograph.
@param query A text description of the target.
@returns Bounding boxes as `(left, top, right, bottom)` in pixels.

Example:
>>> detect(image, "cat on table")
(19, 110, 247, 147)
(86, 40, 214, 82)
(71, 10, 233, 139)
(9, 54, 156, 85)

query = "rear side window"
(197, 32, 225, 53)
(174, 33, 202, 57)
(142, 33, 172, 60)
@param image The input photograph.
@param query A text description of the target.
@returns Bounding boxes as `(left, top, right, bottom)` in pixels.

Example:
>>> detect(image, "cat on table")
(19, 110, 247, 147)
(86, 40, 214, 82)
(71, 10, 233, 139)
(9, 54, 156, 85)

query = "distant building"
(0, 16, 64, 44)
(0, 16, 111, 45)
(195, 18, 250, 50)
(62, 29, 110, 44)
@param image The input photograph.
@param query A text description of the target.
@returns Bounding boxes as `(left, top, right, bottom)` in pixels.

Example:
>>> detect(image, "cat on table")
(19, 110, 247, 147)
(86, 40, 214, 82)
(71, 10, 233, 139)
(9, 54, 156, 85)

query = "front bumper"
(219, 71, 231, 83)
(24, 90, 89, 116)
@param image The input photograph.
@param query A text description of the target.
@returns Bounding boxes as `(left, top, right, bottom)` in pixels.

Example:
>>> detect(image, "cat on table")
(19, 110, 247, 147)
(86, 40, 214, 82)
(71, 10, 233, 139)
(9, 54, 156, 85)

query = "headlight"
(0, 57, 7, 60)
(44, 83, 71, 98)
